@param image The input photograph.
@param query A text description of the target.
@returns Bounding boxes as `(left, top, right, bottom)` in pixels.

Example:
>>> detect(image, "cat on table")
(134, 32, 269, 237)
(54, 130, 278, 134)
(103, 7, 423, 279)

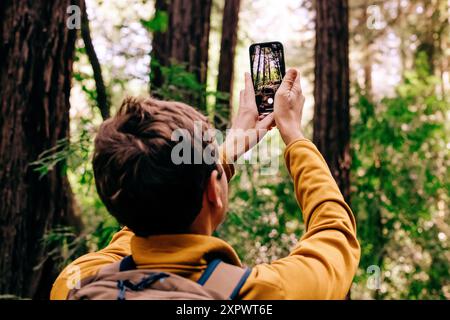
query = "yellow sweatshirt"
(50, 139, 360, 300)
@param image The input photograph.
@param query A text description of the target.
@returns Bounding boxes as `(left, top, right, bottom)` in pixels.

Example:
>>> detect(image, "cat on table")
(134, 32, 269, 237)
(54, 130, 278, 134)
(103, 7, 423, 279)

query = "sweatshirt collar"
(130, 234, 242, 274)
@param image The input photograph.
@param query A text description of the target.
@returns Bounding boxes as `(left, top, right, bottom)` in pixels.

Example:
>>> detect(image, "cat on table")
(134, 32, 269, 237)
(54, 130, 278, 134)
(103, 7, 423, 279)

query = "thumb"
(278, 69, 298, 93)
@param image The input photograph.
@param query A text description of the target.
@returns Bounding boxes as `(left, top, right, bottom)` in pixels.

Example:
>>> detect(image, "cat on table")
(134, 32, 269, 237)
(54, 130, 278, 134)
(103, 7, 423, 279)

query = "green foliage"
(150, 60, 229, 119)
(73, 47, 102, 107)
(141, 10, 168, 32)
(351, 52, 450, 299)
(30, 138, 71, 179)
(41, 219, 121, 270)
(41, 226, 88, 270)
(30, 119, 91, 180)
(151, 61, 206, 104)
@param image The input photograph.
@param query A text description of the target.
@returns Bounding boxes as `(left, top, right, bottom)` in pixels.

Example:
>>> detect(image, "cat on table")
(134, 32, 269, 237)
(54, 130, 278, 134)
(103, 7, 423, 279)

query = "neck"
(189, 207, 215, 236)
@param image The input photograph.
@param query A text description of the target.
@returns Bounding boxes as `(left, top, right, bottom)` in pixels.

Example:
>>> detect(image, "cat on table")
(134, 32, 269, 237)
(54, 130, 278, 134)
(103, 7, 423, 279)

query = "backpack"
(68, 256, 251, 300)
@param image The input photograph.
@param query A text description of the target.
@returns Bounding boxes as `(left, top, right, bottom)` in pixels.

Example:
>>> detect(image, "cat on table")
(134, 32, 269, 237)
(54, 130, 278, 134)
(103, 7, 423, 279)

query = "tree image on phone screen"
(250, 42, 286, 114)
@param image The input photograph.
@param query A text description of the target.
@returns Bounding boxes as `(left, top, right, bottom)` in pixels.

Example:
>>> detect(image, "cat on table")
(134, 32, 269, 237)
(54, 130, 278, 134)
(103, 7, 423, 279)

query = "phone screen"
(249, 42, 286, 114)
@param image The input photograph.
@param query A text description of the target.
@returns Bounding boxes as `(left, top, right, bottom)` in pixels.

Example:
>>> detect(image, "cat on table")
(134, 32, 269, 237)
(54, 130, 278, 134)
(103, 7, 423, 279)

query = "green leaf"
(141, 10, 168, 32)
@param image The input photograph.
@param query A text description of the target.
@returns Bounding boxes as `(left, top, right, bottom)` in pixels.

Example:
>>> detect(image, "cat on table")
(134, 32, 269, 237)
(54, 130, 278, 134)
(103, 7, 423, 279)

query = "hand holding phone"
(223, 72, 275, 162)
(273, 68, 305, 146)
(249, 41, 286, 115)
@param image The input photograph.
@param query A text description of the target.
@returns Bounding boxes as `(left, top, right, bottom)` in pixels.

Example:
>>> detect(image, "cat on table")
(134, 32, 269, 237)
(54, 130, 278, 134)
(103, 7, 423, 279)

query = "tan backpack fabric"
(67, 256, 251, 300)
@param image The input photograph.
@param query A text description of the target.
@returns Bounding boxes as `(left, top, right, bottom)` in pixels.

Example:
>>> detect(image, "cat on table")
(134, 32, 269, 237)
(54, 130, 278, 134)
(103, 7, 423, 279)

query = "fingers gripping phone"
(249, 41, 286, 114)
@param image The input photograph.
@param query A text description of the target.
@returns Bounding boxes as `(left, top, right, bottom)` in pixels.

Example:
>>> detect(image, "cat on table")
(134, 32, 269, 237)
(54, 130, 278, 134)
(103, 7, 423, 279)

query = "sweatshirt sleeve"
(240, 139, 360, 299)
(50, 227, 134, 300)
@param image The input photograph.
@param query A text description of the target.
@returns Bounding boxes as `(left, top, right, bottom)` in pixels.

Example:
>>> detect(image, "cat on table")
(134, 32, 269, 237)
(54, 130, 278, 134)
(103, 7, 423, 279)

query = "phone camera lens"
(268, 98, 274, 105)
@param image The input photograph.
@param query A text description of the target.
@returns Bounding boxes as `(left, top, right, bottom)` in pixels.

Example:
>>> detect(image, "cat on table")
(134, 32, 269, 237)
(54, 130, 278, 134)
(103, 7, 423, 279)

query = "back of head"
(93, 97, 219, 236)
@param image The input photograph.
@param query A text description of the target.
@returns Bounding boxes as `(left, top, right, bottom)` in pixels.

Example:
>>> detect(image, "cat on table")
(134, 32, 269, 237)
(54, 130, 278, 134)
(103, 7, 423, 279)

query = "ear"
(206, 170, 223, 210)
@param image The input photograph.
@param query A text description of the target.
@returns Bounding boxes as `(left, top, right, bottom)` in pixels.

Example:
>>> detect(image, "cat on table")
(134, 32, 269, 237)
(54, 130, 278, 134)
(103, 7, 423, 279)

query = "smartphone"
(249, 41, 286, 114)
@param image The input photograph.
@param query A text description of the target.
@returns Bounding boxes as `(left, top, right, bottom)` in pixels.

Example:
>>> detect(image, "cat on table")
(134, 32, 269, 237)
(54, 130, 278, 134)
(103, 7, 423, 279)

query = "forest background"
(0, 0, 448, 300)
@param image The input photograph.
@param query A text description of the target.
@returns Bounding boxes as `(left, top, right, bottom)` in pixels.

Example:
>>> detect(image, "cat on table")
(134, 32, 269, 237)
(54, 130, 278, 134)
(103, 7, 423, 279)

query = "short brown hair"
(93, 97, 221, 236)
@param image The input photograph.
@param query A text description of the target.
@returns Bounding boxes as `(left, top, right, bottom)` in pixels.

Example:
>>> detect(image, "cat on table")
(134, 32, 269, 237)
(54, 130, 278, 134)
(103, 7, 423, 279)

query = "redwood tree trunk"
(151, 0, 212, 111)
(313, 0, 351, 203)
(215, 0, 241, 131)
(0, 0, 79, 298)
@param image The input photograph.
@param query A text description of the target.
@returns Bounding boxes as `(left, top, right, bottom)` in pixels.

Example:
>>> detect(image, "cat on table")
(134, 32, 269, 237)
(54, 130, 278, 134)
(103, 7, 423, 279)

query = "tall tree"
(0, 0, 80, 298)
(215, 0, 241, 131)
(150, 0, 212, 111)
(313, 0, 351, 202)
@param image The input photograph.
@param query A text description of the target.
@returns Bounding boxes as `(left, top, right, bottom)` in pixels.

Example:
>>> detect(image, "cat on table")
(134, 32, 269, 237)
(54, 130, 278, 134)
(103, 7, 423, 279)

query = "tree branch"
(80, 2, 110, 120)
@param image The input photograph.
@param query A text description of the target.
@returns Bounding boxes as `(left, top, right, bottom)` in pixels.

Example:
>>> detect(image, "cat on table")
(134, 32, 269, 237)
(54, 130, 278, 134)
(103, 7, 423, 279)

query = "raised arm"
(240, 69, 360, 299)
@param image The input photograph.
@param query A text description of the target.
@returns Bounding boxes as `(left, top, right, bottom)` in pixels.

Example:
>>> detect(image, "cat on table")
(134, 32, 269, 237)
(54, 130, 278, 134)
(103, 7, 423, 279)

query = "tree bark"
(215, 0, 241, 131)
(151, 0, 212, 111)
(360, 2, 373, 100)
(314, 4, 353, 299)
(81, 0, 110, 120)
(313, 0, 351, 203)
(0, 0, 79, 298)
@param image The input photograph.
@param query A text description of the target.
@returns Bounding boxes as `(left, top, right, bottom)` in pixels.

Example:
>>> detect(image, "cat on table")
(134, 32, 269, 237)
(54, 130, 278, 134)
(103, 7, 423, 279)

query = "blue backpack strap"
(119, 255, 137, 272)
(197, 259, 251, 300)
